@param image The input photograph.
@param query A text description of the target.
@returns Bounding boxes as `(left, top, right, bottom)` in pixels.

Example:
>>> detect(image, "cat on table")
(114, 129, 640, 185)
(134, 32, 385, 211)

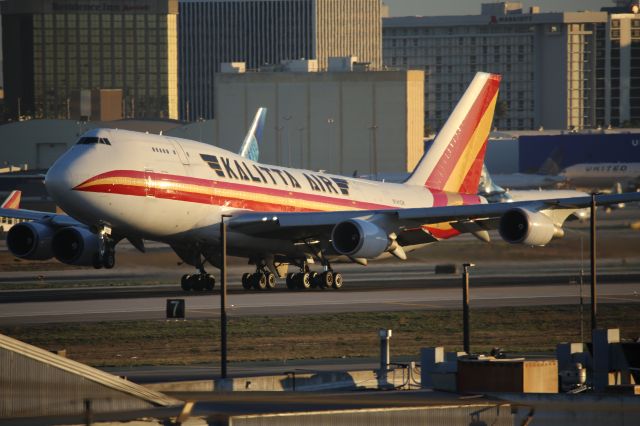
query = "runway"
(0, 278, 638, 325)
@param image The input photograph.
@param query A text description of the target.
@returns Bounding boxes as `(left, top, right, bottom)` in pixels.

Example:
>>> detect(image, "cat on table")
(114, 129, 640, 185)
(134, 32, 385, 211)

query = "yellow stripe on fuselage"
(79, 176, 363, 212)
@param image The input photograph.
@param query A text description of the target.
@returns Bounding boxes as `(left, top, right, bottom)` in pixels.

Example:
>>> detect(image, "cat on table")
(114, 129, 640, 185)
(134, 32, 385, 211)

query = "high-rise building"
(382, 2, 640, 131)
(178, 0, 382, 121)
(607, 13, 640, 126)
(1, 0, 179, 121)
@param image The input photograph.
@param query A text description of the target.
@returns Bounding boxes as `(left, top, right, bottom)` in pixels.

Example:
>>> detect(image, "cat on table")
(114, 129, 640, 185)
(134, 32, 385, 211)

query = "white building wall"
(215, 70, 424, 175)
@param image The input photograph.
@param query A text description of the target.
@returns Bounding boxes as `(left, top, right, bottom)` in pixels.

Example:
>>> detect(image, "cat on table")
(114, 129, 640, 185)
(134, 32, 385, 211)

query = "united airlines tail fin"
(478, 164, 506, 196)
(239, 108, 267, 162)
(404, 72, 501, 194)
(537, 147, 563, 175)
(1, 190, 21, 209)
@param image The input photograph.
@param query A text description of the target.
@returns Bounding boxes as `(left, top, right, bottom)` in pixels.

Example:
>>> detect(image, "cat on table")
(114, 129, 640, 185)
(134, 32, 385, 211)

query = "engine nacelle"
(499, 208, 562, 246)
(6, 222, 55, 260)
(52, 227, 100, 266)
(331, 219, 389, 259)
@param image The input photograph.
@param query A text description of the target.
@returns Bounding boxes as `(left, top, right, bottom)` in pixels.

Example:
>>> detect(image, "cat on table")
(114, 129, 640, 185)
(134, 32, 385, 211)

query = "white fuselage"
(45, 129, 482, 257)
(561, 163, 640, 190)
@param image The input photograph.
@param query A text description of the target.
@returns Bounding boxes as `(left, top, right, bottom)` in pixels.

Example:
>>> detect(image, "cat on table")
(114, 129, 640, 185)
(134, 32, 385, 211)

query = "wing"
(227, 192, 640, 242)
(0, 207, 84, 227)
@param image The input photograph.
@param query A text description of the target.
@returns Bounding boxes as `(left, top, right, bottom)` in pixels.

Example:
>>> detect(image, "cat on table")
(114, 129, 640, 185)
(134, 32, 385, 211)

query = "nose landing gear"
(93, 230, 116, 269)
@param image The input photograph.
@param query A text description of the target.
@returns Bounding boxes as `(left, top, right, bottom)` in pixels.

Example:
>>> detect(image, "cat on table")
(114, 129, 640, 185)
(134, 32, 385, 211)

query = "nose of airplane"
(45, 157, 73, 201)
(45, 149, 87, 201)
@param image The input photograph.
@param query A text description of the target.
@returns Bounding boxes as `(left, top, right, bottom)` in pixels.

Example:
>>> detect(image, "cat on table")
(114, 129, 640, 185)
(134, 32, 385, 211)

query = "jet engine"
(499, 208, 563, 246)
(331, 219, 389, 259)
(6, 222, 55, 260)
(52, 226, 101, 266)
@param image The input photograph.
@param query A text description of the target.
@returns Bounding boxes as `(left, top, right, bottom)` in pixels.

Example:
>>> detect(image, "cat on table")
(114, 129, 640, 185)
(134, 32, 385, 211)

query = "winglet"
(405, 72, 501, 194)
(1, 190, 21, 209)
(239, 107, 267, 162)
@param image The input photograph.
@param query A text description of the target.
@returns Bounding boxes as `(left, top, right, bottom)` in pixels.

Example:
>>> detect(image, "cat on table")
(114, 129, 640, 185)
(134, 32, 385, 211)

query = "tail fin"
(1, 190, 21, 209)
(239, 107, 267, 162)
(478, 163, 506, 196)
(405, 72, 500, 194)
(537, 146, 562, 175)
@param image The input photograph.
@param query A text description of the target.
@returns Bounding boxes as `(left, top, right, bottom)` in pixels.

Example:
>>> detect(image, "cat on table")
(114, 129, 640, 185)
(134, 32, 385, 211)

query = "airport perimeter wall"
(147, 368, 416, 392)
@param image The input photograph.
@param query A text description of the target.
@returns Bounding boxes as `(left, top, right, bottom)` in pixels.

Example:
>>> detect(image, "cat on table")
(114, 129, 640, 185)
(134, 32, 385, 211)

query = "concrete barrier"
(146, 368, 415, 392)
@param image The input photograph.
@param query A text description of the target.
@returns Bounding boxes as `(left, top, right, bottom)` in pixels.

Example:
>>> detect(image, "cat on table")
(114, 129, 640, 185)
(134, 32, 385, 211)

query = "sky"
(383, 0, 614, 17)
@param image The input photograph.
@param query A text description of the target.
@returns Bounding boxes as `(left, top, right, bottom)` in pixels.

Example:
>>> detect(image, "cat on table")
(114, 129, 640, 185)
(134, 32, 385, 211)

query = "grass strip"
(1, 303, 639, 367)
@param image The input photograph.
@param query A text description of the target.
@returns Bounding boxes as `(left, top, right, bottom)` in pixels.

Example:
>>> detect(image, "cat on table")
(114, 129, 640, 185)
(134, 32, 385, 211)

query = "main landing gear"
(181, 262, 216, 292)
(285, 269, 343, 290)
(240, 260, 343, 292)
(242, 268, 277, 291)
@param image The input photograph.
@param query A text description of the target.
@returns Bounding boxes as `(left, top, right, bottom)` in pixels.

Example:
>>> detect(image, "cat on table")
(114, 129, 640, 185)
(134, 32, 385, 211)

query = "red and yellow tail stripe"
(1, 190, 21, 209)
(424, 74, 500, 194)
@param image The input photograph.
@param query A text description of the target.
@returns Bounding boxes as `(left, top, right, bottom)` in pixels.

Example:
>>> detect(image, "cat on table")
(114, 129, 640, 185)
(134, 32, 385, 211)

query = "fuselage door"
(171, 140, 190, 165)
(145, 169, 156, 198)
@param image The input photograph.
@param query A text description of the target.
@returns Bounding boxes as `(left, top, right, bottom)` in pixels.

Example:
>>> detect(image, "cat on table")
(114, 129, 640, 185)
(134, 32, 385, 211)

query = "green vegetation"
(2, 304, 638, 367)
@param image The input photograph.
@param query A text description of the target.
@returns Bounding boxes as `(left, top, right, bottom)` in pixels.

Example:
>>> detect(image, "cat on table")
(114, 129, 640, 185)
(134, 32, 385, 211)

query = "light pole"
(369, 124, 378, 178)
(297, 127, 305, 168)
(283, 115, 292, 167)
(326, 118, 335, 171)
(462, 263, 475, 354)
(220, 214, 232, 378)
(590, 193, 598, 333)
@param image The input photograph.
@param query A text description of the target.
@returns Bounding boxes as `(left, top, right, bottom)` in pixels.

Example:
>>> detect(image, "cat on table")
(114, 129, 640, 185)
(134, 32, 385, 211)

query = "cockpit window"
(76, 137, 111, 145)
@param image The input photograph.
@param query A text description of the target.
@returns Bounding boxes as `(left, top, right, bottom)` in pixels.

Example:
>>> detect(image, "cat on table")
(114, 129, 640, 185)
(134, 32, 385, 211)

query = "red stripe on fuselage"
(424, 78, 500, 192)
(74, 170, 394, 211)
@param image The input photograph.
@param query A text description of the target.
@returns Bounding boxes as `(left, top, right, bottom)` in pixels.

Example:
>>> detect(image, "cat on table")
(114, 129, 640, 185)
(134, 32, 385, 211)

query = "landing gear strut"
(181, 260, 216, 292)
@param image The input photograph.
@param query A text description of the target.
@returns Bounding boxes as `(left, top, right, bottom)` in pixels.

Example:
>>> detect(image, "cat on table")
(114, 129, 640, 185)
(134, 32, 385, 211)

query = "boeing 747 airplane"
(2, 73, 638, 292)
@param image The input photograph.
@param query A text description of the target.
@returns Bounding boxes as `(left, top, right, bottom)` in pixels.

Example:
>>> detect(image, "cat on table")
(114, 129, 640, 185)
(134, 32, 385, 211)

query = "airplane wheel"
(92, 254, 103, 269)
(205, 274, 215, 291)
(181, 274, 192, 291)
(319, 271, 333, 289)
(252, 273, 267, 291)
(265, 272, 277, 290)
(332, 273, 343, 289)
(242, 273, 252, 290)
(309, 272, 319, 288)
(192, 275, 205, 291)
(286, 273, 297, 290)
(296, 272, 311, 290)
(103, 251, 115, 269)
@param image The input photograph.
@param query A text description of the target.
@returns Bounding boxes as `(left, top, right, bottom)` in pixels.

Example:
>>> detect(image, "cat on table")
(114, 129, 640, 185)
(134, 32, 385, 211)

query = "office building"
(383, 2, 640, 131)
(178, 0, 382, 121)
(214, 67, 424, 175)
(1, 0, 179, 121)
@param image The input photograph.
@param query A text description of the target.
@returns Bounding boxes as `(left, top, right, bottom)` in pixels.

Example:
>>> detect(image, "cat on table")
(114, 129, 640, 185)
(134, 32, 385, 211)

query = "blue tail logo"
(239, 108, 267, 162)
